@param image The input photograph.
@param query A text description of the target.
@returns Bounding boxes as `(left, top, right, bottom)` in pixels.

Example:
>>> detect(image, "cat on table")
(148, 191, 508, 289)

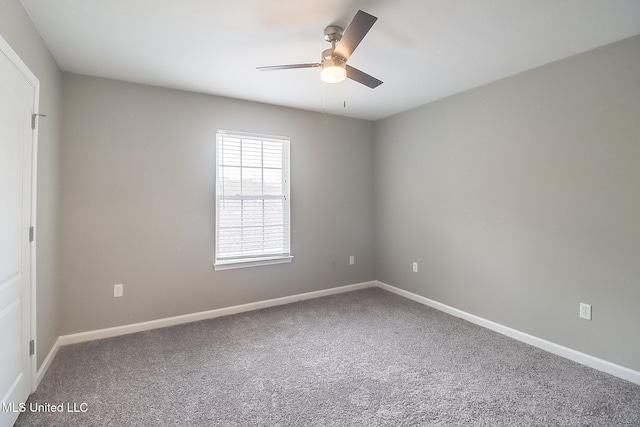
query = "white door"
(0, 37, 37, 427)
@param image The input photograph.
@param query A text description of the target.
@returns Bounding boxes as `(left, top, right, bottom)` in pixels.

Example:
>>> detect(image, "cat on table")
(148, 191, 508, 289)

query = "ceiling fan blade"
(257, 63, 320, 71)
(333, 10, 378, 61)
(346, 65, 383, 88)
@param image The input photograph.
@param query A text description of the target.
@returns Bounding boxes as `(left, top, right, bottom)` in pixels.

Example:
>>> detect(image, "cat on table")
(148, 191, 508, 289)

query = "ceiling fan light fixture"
(321, 58, 346, 84)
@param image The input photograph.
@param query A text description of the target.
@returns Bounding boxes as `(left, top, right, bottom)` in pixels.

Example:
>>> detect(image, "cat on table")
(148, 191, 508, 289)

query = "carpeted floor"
(15, 288, 640, 426)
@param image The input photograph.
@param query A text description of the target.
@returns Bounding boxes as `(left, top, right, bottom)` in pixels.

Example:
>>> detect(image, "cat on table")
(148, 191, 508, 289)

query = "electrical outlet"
(412, 262, 418, 273)
(349, 255, 355, 265)
(114, 284, 123, 298)
(579, 303, 591, 320)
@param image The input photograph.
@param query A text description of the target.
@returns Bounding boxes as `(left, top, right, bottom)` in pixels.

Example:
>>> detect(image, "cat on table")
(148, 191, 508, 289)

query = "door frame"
(0, 33, 39, 393)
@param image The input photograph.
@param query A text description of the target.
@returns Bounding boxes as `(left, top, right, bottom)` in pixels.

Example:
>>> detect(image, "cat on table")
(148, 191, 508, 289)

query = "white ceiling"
(20, 0, 640, 120)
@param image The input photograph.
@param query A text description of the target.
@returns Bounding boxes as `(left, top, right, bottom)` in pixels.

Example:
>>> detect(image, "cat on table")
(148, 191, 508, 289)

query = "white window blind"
(215, 130, 291, 269)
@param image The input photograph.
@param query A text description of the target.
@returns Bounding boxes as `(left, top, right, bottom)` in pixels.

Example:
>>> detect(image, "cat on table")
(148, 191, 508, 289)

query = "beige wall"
(0, 0, 63, 368)
(60, 74, 375, 333)
(374, 35, 640, 371)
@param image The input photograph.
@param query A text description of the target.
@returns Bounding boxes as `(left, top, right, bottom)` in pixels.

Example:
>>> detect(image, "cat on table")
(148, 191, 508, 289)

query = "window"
(215, 130, 292, 270)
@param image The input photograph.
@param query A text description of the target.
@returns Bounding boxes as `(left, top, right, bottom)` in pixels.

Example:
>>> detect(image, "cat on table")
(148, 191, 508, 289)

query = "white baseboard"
(58, 281, 376, 346)
(375, 280, 640, 386)
(37, 279, 639, 390)
(35, 336, 61, 389)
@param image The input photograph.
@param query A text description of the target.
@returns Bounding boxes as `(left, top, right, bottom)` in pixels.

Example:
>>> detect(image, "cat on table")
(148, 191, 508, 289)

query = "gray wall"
(60, 74, 375, 334)
(374, 35, 640, 371)
(5, 1, 637, 376)
(0, 0, 63, 368)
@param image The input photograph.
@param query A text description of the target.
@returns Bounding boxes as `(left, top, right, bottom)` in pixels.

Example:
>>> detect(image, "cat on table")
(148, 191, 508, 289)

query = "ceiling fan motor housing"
(322, 26, 346, 65)
(321, 25, 347, 84)
(322, 48, 345, 63)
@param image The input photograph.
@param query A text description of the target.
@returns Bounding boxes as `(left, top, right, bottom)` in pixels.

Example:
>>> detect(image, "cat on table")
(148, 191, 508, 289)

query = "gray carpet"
(16, 288, 640, 426)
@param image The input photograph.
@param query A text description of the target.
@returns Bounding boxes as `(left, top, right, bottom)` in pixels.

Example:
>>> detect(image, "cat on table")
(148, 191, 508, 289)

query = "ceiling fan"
(257, 10, 383, 88)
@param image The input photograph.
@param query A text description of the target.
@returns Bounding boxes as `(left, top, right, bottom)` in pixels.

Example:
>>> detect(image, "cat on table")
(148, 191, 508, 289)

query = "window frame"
(214, 130, 292, 271)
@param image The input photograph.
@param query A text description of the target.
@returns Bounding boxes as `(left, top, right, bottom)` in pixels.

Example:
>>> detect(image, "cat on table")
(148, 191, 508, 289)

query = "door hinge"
(31, 113, 47, 130)
(29, 226, 34, 242)
(30, 340, 35, 356)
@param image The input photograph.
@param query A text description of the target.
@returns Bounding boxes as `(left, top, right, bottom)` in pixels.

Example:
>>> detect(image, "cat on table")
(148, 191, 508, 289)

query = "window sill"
(214, 255, 294, 271)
